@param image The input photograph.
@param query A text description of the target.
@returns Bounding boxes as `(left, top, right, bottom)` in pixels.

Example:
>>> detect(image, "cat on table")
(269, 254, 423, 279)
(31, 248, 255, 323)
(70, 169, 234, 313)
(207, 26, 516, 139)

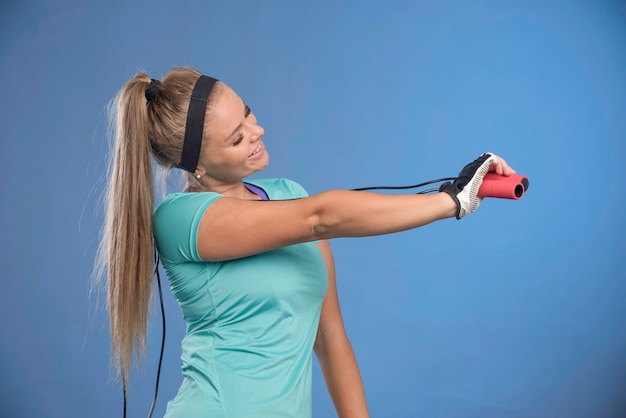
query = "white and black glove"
(439, 152, 498, 219)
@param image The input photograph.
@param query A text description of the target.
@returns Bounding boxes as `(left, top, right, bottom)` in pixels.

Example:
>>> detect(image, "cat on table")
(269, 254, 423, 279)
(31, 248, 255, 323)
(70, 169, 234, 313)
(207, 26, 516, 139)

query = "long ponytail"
(95, 67, 221, 388)
(98, 73, 156, 388)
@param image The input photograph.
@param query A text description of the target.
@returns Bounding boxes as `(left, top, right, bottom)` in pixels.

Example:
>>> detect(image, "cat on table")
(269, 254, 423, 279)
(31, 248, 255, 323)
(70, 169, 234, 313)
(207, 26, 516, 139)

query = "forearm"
(315, 333, 369, 418)
(312, 190, 457, 240)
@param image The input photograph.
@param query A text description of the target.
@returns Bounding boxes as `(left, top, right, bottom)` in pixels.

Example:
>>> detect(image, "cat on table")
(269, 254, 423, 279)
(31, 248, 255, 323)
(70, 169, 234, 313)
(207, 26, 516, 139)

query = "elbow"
(313, 328, 329, 359)
(311, 216, 330, 240)
(314, 327, 353, 360)
(308, 190, 341, 240)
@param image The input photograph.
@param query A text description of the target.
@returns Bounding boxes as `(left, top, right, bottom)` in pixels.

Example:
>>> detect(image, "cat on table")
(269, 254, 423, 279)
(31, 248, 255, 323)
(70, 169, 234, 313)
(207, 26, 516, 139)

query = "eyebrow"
(223, 99, 249, 143)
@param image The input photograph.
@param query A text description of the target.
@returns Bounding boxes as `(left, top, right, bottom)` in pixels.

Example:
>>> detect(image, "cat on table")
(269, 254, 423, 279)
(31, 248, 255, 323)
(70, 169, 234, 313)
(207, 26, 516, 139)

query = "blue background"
(1, 1, 625, 417)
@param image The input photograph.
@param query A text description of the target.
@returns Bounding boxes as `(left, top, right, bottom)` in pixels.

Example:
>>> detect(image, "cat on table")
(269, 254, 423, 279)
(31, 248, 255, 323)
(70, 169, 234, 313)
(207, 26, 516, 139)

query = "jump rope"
(125, 173, 529, 417)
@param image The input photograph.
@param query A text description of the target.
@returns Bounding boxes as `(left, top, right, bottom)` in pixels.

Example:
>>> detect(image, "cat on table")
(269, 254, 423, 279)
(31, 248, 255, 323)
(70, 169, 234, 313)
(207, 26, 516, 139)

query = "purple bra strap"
(244, 182, 269, 201)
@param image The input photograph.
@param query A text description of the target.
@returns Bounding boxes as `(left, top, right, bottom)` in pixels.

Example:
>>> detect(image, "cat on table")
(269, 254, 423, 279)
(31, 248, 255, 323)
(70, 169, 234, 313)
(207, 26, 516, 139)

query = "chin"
(259, 153, 270, 170)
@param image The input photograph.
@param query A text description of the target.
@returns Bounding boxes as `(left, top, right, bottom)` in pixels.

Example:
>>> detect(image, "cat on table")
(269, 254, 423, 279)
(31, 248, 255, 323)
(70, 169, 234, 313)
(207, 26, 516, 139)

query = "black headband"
(178, 75, 219, 173)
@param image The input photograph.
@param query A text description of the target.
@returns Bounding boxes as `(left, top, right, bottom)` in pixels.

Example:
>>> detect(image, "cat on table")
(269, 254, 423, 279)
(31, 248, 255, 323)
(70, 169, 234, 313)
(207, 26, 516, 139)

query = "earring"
(195, 174, 202, 179)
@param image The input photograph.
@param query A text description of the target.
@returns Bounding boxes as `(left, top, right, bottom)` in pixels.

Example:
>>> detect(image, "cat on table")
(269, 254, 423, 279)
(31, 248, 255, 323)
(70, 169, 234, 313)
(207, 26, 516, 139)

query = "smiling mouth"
(249, 141, 263, 157)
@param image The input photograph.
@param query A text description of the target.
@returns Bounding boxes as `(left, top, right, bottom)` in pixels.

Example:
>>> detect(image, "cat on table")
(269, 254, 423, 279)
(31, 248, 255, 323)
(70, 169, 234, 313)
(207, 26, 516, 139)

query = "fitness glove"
(439, 152, 498, 219)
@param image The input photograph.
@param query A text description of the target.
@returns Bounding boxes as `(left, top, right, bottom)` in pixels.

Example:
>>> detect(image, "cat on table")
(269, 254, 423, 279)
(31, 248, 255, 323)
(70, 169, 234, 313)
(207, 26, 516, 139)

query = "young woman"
(96, 67, 515, 417)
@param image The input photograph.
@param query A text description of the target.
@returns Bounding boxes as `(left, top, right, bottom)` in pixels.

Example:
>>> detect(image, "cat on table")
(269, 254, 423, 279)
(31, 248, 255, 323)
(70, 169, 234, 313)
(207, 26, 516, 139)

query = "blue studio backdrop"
(1, 1, 625, 417)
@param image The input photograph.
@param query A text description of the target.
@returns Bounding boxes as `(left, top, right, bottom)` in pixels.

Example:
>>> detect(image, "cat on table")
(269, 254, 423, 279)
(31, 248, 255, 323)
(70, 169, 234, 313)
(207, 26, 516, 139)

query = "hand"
(439, 152, 513, 219)
(488, 154, 516, 176)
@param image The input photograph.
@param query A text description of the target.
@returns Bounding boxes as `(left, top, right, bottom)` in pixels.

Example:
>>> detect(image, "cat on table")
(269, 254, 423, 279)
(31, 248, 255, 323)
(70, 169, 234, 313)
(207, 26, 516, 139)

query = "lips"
(249, 141, 265, 158)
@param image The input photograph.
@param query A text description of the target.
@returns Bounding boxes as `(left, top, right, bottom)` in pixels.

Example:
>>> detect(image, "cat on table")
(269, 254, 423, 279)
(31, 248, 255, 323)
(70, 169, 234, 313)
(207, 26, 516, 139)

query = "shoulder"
(153, 192, 223, 261)
(245, 178, 310, 200)
(154, 192, 222, 222)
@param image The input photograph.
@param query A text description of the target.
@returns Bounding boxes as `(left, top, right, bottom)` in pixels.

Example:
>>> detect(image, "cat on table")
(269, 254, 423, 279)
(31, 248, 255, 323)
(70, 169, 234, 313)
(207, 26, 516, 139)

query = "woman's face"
(196, 84, 268, 184)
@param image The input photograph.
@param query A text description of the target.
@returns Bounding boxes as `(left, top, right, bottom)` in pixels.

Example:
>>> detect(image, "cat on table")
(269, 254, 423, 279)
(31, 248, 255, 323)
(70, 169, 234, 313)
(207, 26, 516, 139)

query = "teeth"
(250, 142, 261, 156)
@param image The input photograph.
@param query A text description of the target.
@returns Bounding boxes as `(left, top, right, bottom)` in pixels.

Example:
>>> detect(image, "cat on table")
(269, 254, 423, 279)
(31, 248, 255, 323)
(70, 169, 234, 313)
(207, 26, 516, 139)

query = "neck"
(186, 180, 261, 200)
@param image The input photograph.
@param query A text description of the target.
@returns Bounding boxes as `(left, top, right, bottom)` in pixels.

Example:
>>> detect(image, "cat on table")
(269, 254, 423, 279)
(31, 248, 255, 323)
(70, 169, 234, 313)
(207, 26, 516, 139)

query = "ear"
(193, 168, 205, 179)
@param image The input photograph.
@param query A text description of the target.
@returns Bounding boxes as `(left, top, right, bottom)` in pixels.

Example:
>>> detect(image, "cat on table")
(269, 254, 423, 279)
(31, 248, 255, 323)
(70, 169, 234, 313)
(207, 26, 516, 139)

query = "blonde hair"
(94, 67, 222, 388)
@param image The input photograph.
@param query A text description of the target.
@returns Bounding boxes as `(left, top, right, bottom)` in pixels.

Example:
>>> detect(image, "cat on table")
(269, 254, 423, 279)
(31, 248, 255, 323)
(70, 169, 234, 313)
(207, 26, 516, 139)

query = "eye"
(232, 133, 244, 146)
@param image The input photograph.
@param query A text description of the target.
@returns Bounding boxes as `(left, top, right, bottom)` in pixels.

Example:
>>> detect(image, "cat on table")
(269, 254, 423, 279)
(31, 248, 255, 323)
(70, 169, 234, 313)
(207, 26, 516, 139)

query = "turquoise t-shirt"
(153, 178, 328, 418)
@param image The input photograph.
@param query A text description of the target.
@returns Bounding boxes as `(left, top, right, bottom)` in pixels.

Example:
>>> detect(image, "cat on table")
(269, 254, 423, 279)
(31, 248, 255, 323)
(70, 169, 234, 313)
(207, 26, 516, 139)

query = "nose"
(255, 123, 265, 138)
(249, 112, 264, 138)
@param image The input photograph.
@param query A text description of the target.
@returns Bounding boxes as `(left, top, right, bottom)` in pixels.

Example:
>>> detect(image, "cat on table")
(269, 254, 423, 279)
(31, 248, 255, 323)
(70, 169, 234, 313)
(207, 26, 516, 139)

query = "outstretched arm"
(198, 191, 456, 261)
(314, 240, 369, 418)
(196, 153, 515, 261)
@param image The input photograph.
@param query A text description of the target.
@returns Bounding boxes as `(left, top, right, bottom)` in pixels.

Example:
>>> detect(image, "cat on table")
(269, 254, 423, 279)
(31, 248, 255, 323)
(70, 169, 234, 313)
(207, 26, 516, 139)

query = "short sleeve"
(153, 192, 222, 263)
